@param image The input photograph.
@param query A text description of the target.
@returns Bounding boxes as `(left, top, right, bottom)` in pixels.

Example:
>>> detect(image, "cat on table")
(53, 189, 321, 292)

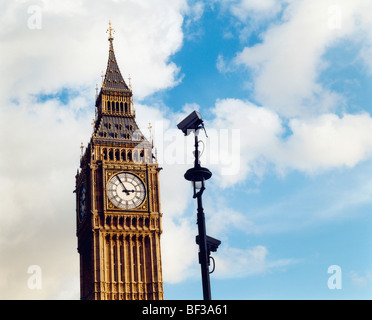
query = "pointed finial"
(128, 74, 132, 90)
(80, 142, 84, 158)
(107, 20, 115, 42)
(148, 122, 154, 148)
(148, 122, 152, 135)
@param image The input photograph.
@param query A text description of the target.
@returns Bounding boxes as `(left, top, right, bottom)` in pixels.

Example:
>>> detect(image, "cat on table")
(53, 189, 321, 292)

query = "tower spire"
(101, 21, 129, 92)
(76, 22, 164, 301)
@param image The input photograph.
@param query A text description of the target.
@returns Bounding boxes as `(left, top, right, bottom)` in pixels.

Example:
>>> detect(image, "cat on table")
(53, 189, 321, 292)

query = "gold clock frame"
(105, 169, 148, 212)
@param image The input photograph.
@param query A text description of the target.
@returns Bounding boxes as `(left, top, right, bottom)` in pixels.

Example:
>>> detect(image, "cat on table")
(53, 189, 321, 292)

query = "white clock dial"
(107, 172, 146, 209)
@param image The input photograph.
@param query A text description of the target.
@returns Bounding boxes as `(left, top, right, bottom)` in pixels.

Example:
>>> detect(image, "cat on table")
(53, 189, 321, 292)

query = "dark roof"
(92, 32, 151, 149)
(102, 40, 130, 92)
(93, 115, 150, 147)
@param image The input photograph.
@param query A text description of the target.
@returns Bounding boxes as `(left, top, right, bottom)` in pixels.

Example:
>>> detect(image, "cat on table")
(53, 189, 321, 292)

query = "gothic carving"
(76, 23, 163, 301)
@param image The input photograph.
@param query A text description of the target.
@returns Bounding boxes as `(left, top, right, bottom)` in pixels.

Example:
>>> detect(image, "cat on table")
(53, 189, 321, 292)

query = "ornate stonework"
(75, 22, 163, 300)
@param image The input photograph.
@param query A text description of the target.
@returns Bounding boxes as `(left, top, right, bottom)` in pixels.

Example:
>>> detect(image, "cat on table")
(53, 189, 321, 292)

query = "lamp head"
(184, 166, 212, 183)
(184, 166, 212, 197)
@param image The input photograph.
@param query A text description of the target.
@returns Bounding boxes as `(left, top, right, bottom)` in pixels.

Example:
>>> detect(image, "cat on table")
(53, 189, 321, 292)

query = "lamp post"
(178, 111, 219, 301)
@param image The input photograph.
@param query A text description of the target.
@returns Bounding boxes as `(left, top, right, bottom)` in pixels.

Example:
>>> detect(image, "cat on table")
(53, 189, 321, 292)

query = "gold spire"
(107, 20, 115, 42)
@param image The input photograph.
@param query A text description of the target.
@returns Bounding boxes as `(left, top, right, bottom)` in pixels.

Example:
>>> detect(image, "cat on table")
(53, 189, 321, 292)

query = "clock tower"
(75, 22, 164, 300)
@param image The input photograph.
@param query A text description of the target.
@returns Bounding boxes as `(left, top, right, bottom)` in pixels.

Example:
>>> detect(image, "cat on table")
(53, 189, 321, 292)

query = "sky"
(0, 0, 372, 300)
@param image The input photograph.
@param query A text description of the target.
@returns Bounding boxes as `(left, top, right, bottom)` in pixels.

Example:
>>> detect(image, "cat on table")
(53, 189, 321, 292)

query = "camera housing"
(196, 235, 221, 253)
(177, 110, 204, 136)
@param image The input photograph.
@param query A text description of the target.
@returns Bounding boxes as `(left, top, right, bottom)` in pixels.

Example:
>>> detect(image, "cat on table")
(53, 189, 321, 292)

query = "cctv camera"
(196, 235, 221, 253)
(177, 110, 204, 136)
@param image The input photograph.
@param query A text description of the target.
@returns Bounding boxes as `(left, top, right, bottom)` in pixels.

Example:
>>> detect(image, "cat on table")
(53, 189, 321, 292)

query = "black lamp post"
(177, 111, 220, 301)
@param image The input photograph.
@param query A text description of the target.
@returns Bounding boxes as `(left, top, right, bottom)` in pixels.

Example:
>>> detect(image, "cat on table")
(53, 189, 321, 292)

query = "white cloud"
(350, 271, 372, 287)
(229, 0, 285, 22)
(206, 203, 256, 238)
(208, 98, 282, 186)
(0, 96, 90, 299)
(206, 98, 372, 184)
(213, 244, 296, 279)
(231, 0, 372, 117)
(277, 113, 372, 173)
(208, 0, 372, 182)
(0, 0, 186, 101)
(214, 245, 268, 278)
(0, 0, 190, 299)
(161, 216, 198, 283)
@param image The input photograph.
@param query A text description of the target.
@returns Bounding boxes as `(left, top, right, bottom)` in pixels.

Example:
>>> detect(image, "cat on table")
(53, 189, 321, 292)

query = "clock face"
(107, 172, 146, 210)
(78, 184, 87, 221)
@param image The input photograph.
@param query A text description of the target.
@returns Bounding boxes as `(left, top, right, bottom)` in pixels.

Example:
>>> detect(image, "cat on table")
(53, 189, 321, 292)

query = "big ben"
(75, 22, 164, 300)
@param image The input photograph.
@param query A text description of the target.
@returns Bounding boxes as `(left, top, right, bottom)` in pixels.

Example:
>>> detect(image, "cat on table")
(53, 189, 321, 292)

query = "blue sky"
(0, 0, 371, 300)
(146, 0, 372, 299)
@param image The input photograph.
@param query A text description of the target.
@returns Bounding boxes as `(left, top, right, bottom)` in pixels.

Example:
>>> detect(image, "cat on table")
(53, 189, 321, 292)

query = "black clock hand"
(118, 177, 130, 195)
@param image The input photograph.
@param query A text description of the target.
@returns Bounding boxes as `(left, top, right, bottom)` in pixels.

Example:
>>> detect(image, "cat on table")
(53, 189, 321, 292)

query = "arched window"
(113, 243, 117, 282)
(109, 149, 113, 160)
(106, 216, 111, 227)
(120, 102, 123, 113)
(133, 243, 137, 282)
(121, 149, 126, 161)
(125, 102, 128, 113)
(140, 149, 145, 162)
(139, 242, 144, 282)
